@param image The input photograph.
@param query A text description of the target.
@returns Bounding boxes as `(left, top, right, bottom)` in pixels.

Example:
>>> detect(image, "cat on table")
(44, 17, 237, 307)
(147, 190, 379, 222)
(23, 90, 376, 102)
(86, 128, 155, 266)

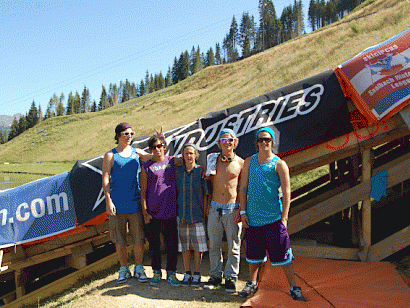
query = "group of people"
(102, 122, 306, 302)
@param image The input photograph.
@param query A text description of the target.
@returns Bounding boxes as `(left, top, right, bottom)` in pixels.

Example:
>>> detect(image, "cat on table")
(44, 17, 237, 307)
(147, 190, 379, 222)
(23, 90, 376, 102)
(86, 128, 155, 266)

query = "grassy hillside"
(0, 0, 409, 165)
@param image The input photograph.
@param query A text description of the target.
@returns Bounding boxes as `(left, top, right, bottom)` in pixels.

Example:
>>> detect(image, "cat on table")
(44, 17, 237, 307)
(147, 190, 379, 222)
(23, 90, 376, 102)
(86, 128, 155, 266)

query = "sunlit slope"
(0, 0, 408, 163)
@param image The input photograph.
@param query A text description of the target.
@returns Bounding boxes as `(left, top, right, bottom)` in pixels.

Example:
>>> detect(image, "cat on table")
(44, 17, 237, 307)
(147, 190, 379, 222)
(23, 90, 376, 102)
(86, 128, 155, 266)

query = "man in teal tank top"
(237, 127, 306, 302)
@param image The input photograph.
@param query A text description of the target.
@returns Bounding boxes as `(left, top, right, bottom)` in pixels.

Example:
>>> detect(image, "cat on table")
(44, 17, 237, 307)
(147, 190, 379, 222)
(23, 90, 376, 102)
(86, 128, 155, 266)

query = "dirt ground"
(36, 253, 252, 308)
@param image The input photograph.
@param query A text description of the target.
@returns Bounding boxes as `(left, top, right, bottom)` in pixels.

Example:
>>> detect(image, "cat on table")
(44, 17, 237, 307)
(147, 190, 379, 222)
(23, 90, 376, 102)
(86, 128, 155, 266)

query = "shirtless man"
(204, 128, 244, 293)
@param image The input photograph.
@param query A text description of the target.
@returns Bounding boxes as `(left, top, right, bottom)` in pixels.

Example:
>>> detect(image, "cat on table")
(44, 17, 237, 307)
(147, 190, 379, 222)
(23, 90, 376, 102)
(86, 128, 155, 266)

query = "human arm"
(135, 147, 152, 163)
(140, 166, 152, 224)
(276, 159, 291, 228)
(237, 157, 251, 227)
(102, 151, 116, 216)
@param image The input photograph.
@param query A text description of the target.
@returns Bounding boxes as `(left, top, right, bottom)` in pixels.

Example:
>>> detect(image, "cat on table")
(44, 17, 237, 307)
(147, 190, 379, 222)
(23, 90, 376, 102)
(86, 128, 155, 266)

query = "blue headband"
(256, 127, 275, 141)
(219, 128, 236, 138)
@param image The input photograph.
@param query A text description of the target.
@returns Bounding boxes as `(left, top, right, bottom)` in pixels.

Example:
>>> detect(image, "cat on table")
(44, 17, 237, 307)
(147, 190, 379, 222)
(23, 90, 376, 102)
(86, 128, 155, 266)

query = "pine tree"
(99, 86, 107, 110)
(91, 100, 97, 112)
(165, 66, 172, 87)
(66, 92, 75, 114)
(293, 0, 304, 37)
(259, 0, 281, 49)
(74, 91, 81, 113)
(37, 105, 43, 123)
(223, 15, 239, 63)
(239, 11, 256, 58)
(139, 79, 145, 97)
(308, 0, 317, 31)
(178, 50, 190, 81)
(191, 46, 203, 74)
(56, 92, 65, 116)
(8, 118, 19, 141)
(215, 43, 222, 65)
(108, 84, 118, 106)
(45, 94, 58, 118)
(26, 101, 38, 128)
(81, 86, 90, 113)
(280, 5, 293, 42)
(206, 47, 215, 67)
(17, 115, 28, 135)
(172, 57, 179, 85)
(158, 71, 165, 89)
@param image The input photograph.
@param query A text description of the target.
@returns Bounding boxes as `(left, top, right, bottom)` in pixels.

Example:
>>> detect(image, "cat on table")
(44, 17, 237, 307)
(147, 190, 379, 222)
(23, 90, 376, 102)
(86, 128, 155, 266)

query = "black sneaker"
(291, 286, 306, 302)
(203, 276, 222, 290)
(239, 281, 258, 298)
(225, 278, 236, 293)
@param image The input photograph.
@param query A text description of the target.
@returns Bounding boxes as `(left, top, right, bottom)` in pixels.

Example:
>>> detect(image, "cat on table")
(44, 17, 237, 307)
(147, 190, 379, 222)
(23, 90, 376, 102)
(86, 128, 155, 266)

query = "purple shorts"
(245, 220, 294, 266)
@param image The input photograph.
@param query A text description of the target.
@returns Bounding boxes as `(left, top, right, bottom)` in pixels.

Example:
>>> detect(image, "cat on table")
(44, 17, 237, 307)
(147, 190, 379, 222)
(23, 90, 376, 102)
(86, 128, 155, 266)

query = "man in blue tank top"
(237, 127, 306, 302)
(102, 123, 151, 284)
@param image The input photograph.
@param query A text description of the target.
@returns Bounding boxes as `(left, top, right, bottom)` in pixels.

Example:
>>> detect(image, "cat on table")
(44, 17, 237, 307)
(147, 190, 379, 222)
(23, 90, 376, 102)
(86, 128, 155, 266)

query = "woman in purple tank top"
(141, 134, 181, 287)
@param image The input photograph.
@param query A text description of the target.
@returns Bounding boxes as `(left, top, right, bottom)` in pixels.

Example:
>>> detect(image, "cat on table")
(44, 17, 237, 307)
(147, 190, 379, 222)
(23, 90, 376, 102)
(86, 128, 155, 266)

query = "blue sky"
(0, 0, 310, 116)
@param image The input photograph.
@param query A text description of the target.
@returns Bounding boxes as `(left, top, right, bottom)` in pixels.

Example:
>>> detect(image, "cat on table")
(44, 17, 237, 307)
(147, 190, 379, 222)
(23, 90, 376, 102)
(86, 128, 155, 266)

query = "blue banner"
(0, 172, 76, 248)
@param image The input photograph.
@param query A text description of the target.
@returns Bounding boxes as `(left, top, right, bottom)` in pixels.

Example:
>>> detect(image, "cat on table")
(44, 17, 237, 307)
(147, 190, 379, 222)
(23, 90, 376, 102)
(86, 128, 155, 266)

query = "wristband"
(240, 210, 246, 215)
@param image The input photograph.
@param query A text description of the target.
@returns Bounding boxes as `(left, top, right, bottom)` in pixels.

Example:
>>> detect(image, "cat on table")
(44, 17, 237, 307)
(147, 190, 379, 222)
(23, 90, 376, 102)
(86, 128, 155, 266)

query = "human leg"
(265, 221, 305, 301)
(193, 250, 203, 273)
(109, 215, 132, 283)
(206, 208, 224, 279)
(222, 210, 242, 280)
(163, 217, 181, 287)
(239, 226, 265, 297)
(144, 217, 162, 271)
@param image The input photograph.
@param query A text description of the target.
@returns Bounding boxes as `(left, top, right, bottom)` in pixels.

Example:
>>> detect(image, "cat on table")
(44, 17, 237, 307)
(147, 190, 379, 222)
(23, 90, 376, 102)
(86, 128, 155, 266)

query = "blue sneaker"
(181, 273, 191, 287)
(134, 265, 149, 283)
(117, 266, 131, 284)
(166, 271, 181, 287)
(150, 270, 162, 286)
(191, 274, 201, 288)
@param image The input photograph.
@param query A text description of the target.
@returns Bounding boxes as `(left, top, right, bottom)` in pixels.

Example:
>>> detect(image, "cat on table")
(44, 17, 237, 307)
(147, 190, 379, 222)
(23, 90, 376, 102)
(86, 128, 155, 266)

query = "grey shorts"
(109, 212, 144, 248)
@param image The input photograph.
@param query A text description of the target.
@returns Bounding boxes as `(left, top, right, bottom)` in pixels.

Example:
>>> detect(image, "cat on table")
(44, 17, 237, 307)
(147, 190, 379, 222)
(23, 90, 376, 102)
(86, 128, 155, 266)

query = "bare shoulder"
(244, 156, 253, 166)
(235, 155, 244, 166)
(103, 150, 114, 160)
(276, 158, 289, 173)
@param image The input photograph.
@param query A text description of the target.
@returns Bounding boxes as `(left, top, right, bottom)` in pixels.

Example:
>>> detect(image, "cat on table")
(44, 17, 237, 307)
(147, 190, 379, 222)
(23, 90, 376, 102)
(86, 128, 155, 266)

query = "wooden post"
(360, 149, 372, 261)
(15, 269, 26, 298)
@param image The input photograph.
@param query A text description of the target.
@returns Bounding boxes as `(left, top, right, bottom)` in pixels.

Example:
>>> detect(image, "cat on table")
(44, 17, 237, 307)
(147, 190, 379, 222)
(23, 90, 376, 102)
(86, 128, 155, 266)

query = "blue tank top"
(110, 147, 142, 214)
(247, 154, 282, 227)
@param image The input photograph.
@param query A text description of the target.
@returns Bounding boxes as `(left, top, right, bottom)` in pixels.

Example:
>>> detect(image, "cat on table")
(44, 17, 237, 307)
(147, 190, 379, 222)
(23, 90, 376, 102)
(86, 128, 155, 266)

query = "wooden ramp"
(1, 111, 410, 306)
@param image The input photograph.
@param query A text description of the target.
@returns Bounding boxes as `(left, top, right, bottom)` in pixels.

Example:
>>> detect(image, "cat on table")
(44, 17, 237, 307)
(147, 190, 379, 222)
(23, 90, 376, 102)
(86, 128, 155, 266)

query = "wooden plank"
(66, 242, 94, 269)
(367, 226, 410, 262)
(289, 157, 410, 235)
(287, 122, 409, 176)
(4, 247, 132, 308)
(14, 269, 25, 299)
(293, 244, 359, 260)
(361, 149, 373, 261)
(4, 233, 110, 272)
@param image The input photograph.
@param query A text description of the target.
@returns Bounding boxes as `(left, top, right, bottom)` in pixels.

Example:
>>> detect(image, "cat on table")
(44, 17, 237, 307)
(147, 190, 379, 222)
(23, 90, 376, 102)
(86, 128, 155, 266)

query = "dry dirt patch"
(36, 254, 250, 308)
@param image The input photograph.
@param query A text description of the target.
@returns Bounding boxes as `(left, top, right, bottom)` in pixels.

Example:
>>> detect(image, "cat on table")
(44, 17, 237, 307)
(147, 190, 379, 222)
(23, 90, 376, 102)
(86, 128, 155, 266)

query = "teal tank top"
(247, 154, 282, 227)
(110, 147, 141, 214)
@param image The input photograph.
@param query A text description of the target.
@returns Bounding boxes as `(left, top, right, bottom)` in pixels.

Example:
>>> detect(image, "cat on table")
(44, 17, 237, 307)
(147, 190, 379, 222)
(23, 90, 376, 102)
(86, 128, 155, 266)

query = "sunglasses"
(220, 138, 234, 143)
(257, 137, 272, 143)
(150, 144, 164, 150)
(121, 131, 135, 136)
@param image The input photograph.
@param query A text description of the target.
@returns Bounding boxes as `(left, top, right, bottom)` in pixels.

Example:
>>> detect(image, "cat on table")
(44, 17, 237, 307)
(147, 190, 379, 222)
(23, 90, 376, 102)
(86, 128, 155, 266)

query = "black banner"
(70, 69, 353, 225)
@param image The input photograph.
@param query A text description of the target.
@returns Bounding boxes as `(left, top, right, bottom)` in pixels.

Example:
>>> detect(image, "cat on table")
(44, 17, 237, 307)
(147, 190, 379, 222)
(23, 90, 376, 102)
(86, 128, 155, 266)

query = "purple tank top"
(143, 156, 177, 219)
